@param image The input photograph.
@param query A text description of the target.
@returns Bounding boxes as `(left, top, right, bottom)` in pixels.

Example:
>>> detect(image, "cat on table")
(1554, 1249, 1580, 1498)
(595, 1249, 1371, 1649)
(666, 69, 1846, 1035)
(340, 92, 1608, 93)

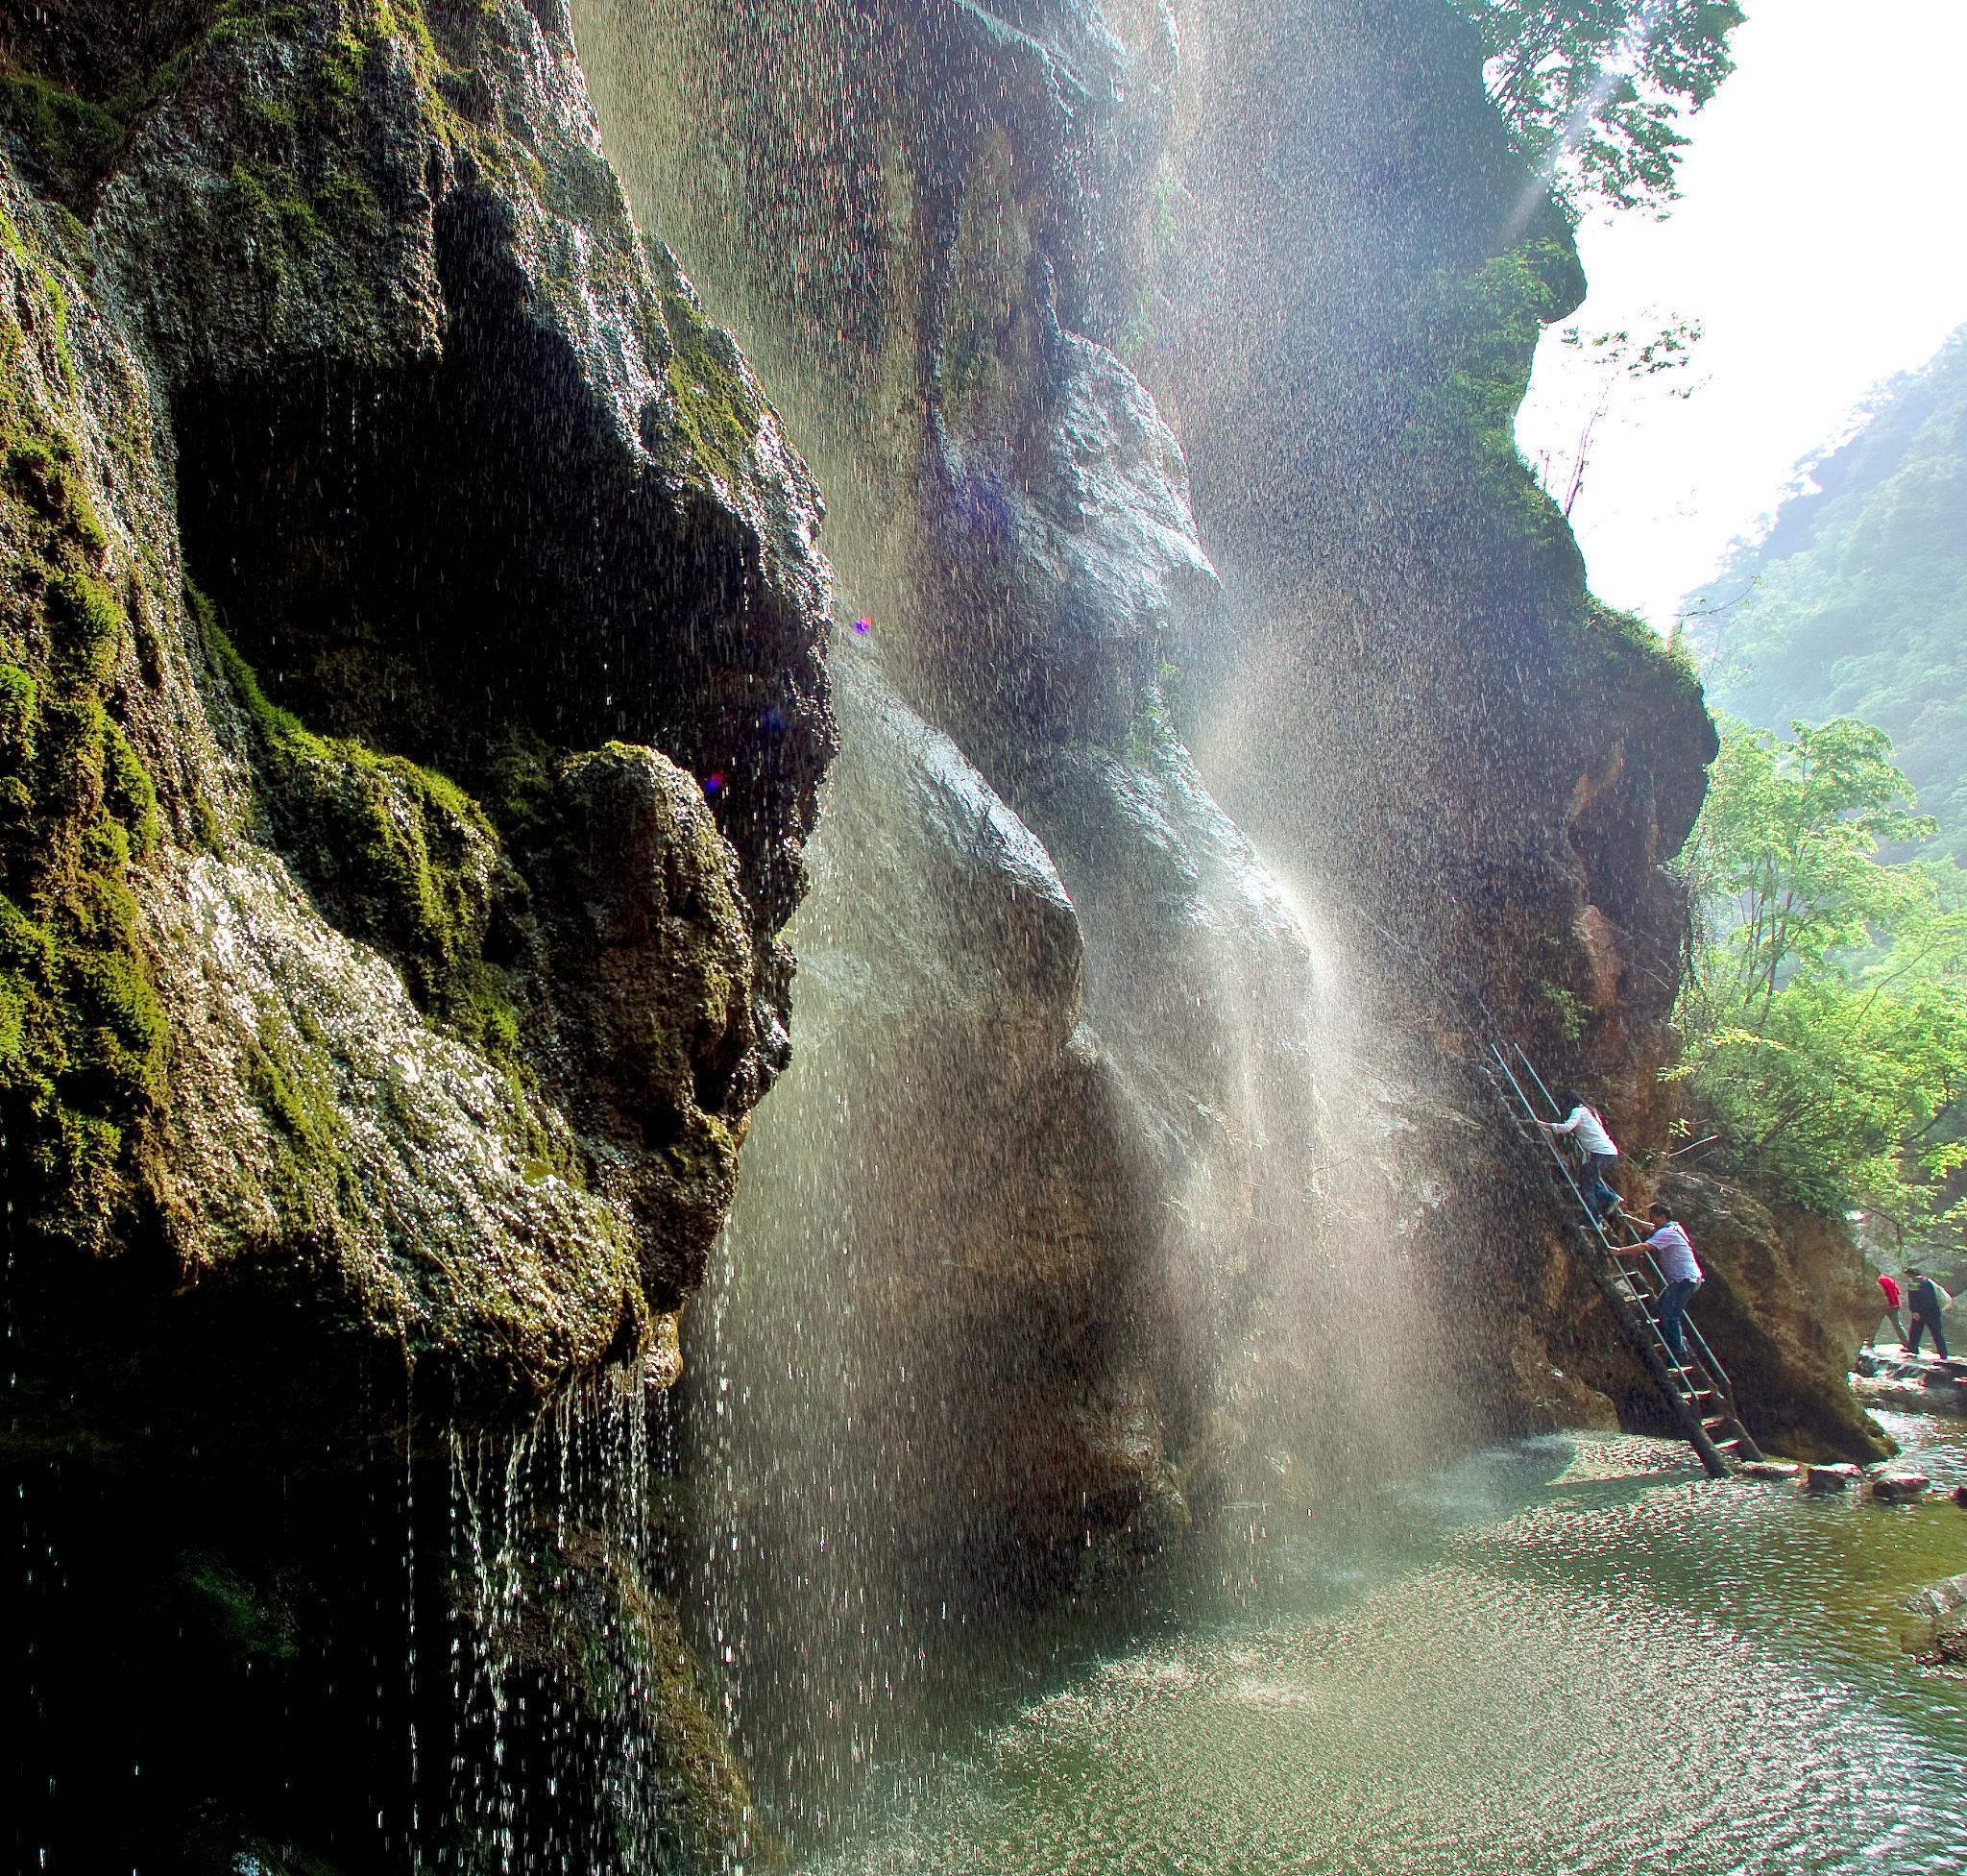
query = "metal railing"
(1346, 909, 1751, 1471)
(1485, 1035, 1736, 1401)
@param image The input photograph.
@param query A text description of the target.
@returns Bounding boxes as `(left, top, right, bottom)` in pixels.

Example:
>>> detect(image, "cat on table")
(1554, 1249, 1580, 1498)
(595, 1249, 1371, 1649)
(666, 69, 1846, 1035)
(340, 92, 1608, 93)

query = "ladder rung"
(1492, 1033, 1757, 1475)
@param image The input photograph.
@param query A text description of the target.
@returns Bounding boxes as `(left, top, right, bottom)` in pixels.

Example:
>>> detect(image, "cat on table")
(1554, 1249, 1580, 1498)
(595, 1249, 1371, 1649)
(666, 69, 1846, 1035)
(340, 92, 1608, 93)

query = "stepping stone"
(1870, 1473, 1931, 1503)
(1738, 1460, 1799, 1480)
(1804, 1464, 1863, 1493)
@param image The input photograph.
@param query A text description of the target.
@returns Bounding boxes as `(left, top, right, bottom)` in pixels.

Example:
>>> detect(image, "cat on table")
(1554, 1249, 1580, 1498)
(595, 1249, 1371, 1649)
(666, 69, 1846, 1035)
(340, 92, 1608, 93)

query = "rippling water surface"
(801, 1415, 1967, 1875)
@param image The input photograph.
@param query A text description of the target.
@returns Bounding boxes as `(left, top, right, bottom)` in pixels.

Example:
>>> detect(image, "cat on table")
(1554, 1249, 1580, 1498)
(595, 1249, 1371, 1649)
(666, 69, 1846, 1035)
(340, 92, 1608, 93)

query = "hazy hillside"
(1688, 327, 1967, 866)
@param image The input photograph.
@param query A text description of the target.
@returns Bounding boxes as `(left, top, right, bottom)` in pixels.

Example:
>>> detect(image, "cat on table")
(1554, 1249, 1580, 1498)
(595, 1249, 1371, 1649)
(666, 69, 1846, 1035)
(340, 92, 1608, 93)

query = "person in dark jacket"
(1906, 1269, 1951, 1360)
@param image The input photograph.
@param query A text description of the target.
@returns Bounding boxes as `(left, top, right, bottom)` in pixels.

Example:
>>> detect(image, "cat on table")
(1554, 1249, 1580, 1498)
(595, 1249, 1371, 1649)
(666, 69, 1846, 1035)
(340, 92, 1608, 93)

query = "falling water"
(8, 1, 1964, 1870)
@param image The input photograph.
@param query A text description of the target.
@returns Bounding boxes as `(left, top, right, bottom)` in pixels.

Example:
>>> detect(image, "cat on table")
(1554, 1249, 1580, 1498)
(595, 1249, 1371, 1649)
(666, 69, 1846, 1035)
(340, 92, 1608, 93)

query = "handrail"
(1348, 909, 1748, 1461)
(1494, 1037, 1731, 1392)
(1490, 1036, 1736, 1399)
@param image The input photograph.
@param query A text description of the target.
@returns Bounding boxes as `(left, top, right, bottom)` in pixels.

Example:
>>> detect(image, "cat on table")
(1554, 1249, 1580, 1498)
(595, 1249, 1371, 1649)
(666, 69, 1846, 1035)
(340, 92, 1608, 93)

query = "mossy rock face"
(0, 0, 835, 1463)
(0, 276, 166, 1257)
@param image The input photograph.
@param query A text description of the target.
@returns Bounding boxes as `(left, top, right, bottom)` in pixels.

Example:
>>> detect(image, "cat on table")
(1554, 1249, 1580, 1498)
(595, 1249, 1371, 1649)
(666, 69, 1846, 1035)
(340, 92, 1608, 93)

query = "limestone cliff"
(3, 0, 1891, 1867)
(0, 0, 834, 1460)
(4, 3, 836, 1866)
(575, 0, 1876, 1535)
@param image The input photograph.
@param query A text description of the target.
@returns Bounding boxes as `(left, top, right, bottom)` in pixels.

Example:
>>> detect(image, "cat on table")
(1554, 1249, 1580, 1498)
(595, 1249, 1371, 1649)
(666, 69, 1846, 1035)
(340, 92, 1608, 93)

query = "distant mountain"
(1686, 326, 1967, 866)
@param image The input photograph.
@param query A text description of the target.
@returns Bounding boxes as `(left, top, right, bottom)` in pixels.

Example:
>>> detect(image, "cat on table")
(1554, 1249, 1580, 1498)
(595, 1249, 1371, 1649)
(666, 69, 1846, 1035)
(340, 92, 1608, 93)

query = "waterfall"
(559, 0, 1475, 1848)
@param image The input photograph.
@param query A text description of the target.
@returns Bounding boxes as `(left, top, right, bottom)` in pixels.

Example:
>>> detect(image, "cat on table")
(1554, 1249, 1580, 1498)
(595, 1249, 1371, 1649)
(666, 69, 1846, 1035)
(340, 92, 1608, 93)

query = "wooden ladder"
(1479, 1038, 1761, 1478)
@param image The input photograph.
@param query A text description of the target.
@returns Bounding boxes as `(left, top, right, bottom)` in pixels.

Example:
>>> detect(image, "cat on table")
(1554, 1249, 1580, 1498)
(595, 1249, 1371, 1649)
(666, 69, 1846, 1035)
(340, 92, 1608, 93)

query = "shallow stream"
(798, 1414, 1967, 1875)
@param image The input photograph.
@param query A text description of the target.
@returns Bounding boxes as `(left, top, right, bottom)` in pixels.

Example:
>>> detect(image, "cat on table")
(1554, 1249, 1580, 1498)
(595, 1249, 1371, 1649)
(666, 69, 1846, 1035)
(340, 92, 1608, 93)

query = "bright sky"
(1515, 0, 1967, 632)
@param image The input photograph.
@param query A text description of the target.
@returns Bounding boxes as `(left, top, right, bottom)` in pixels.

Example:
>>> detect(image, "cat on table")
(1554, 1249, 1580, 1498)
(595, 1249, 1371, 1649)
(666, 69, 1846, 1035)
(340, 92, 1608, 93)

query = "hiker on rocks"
(1539, 1091, 1623, 1224)
(1619, 1202, 1704, 1366)
(1906, 1268, 1953, 1361)
(1867, 1272, 1906, 1349)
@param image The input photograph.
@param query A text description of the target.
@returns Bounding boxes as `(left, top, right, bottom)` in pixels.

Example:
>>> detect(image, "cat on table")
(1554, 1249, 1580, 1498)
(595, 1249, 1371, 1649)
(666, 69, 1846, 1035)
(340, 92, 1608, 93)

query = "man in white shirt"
(1539, 1091, 1622, 1225)
(1619, 1201, 1704, 1365)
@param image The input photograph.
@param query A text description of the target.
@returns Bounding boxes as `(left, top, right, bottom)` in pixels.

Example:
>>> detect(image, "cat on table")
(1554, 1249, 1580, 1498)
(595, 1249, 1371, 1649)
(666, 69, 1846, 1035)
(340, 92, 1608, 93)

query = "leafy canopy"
(1675, 718, 1967, 1254)
(1453, 0, 1745, 214)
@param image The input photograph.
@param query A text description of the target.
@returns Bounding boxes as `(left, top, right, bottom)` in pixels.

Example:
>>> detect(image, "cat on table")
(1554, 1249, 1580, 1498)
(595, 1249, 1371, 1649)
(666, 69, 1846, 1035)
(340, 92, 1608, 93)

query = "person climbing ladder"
(1539, 1090, 1623, 1224)
(1616, 1202, 1704, 1366)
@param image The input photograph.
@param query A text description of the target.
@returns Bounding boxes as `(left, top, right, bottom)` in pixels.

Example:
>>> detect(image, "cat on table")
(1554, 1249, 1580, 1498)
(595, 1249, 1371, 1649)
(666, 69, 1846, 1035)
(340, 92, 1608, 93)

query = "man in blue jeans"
(1619, 1202, 1704, 1366)
(1906, 1268, 1951, 1360)
(1541, 1091, 1623, 1225)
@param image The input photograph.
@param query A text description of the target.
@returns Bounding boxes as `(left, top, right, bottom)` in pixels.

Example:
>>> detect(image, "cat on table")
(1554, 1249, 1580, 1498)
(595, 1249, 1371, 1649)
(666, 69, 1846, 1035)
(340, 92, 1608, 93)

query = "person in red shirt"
(1866, 1273, 1906, 1350)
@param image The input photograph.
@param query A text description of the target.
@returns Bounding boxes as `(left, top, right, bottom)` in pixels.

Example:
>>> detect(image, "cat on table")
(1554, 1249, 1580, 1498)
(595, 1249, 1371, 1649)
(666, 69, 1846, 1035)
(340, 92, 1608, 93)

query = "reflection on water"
(803, 1417, 1967, 1875)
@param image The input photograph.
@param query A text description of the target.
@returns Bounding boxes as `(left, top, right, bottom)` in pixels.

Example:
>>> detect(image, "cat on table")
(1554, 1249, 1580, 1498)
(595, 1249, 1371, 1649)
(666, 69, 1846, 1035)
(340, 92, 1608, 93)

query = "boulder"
(1804, 1464, 1863, 1493)
(1869, 1473, 1931, 1504)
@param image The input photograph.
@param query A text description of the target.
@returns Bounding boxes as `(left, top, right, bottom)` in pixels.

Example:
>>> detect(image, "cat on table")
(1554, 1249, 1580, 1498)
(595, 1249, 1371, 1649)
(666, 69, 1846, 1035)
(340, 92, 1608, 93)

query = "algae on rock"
(0, 0, 834, 1457)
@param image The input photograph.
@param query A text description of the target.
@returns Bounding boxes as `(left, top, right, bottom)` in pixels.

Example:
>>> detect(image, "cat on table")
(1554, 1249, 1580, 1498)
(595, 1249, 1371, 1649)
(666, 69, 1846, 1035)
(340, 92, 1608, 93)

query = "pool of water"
(798, 1415, 1967, 1875)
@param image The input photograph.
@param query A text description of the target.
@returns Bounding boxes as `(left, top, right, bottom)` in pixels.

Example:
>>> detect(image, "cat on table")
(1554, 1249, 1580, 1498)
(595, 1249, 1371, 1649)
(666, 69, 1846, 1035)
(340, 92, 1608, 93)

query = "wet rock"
(1803, 1464, 1863, 1493)
(1739, 1461, 1801, 1481)
(1869, 1473, 1931, 1504)
(1909, 1572, 1967, 1671)
(0, 0, 834, 1459)
(1852, 1350, 1967, 1418)
(707, 650, 1175, 1591)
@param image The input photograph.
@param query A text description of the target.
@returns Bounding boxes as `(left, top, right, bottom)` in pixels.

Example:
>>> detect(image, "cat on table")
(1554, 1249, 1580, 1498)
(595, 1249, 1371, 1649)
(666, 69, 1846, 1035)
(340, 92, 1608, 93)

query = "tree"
(1453, 0, 1746, 215)
(1534, 316, 1703, 516)
(1674, 718, 1967, 1254)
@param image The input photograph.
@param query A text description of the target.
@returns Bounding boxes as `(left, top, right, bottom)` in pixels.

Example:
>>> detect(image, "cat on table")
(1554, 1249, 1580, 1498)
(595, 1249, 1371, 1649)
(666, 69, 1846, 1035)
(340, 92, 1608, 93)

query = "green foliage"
(1451, 0, 1744, 214)
(1414, 239, 1584, 545)
(1676, 718, 1967, 1251)
(1689, 327, 1967, 873)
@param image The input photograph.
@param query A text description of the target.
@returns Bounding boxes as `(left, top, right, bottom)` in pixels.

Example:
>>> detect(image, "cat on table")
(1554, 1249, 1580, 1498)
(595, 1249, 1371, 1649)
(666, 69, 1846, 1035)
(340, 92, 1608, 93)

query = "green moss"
(481, 724, 556, 833)
(102, 715, 159, 854)
(8, 436, 109, 551)
(0, 662, 36, 767)
(660, 293, 763, 491)
(0, 69, 126, 207)
(0, 347, 167, 1251)
(1575, 593, 1705, 709)
(178, 1551, 301, 1664)
(209, 1, 311, 45)
(313, 170, 378, 237)
(194, 586, 521, 1055)
(47, 571, 122, 682)
(246, 1025, 343, 1195)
